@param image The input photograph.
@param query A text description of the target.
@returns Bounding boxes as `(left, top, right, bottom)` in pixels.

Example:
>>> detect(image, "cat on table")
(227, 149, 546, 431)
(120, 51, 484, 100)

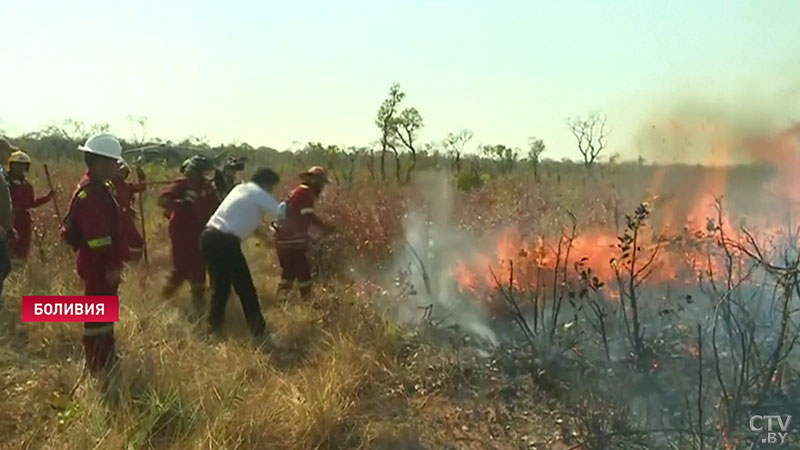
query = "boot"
(83, 331, 116, 376)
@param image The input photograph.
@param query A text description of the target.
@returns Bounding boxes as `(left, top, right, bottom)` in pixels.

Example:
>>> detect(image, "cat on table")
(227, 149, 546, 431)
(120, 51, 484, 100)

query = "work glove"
(277, 201, 287, 218)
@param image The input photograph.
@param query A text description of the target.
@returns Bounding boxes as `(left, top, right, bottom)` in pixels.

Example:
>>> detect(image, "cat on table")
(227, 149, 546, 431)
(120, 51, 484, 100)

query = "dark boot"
(83, 324, 116, 376)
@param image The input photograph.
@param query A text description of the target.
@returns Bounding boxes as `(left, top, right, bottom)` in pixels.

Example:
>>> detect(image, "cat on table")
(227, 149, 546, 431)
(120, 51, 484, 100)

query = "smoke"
(627, 65, 800, 229)
(381, 172, 499, 346)
(635, 62, 800, 166)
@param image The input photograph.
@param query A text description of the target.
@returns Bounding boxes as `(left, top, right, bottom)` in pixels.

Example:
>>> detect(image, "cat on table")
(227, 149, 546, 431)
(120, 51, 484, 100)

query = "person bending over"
(202, 168, 283, 345)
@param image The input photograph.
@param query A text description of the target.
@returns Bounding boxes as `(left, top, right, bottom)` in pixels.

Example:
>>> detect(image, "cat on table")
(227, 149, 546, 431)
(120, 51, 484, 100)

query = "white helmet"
(78, 133, 123, 160)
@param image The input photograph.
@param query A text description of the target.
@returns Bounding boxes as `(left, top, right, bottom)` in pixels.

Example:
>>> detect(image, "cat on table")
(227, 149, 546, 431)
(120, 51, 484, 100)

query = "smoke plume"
(382, 172, 499, 346)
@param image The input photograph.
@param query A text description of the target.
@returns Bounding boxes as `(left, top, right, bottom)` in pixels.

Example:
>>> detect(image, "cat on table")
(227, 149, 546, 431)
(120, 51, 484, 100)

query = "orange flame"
(451, 122, 800, 317)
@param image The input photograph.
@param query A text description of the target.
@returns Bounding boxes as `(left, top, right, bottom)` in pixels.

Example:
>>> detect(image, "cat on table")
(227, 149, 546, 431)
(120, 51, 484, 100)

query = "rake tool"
(136, 166, 149, 265)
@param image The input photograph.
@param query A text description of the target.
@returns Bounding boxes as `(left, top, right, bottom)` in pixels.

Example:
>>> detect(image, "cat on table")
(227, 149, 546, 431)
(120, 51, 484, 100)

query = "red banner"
(21, 296, 119, 322)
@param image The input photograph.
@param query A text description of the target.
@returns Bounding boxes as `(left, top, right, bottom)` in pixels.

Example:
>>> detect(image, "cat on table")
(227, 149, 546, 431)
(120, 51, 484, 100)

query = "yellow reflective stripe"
(77, 190, 88, 200)
(84, 324, 114, 336)
(297, 280, 313, 288)
(300, 208, 314, 215)
(87, 236, 112, 248)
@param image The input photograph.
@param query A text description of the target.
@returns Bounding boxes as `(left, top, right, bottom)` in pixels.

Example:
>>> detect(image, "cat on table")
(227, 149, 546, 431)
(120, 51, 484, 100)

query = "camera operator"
(214, 156, 246, 201)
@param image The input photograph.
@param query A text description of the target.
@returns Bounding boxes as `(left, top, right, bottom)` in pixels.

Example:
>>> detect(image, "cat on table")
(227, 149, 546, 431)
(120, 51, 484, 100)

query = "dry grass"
(0, 215, 556, 450)
(0, 233, 407, 450)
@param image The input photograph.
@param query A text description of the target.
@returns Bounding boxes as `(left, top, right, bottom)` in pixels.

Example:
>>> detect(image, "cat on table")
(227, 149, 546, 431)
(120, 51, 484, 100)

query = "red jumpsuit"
(113, 178, 145, 256)
(61, 172, 129, 374)
(274, 183, 321, 297)
(7, 174, 51, 260)
(159, 177, 218, 294)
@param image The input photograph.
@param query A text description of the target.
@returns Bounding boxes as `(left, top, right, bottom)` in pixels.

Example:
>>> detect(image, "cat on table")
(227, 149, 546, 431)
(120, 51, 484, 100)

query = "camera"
(224, 157, 247, 172)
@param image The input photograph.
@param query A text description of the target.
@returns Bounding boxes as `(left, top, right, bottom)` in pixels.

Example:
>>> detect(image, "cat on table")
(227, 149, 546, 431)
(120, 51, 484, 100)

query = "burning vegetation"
(385, 122, 800, 449)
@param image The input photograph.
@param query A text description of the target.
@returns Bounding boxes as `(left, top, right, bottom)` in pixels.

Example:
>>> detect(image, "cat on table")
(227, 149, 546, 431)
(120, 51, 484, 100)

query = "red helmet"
(300, 166, 329, 183)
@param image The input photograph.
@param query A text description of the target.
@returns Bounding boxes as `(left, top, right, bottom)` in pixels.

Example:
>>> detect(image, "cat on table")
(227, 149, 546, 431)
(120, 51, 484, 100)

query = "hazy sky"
(2, 1, 799, 160)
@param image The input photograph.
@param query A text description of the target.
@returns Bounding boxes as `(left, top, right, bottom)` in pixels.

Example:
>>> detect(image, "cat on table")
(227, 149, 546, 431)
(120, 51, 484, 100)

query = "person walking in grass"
(158, 155, 218, 313)
(202, 168, 283, 344)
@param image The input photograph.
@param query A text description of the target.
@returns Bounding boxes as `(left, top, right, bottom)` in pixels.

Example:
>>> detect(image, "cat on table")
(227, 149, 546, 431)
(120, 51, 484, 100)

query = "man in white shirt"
(201, 168, 283, 343)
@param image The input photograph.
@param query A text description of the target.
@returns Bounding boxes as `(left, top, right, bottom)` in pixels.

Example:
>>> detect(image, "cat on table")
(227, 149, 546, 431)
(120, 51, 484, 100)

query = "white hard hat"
(78, 133, 123, 161)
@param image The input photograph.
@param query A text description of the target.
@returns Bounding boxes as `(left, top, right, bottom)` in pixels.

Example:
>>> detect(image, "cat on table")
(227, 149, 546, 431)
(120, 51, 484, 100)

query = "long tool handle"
(137, 167, 149, 264)
(43, 164, 62, 221)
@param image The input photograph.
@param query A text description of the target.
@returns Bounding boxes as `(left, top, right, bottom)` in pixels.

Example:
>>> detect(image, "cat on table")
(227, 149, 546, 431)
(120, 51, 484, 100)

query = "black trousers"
(200, 227, 266, 337)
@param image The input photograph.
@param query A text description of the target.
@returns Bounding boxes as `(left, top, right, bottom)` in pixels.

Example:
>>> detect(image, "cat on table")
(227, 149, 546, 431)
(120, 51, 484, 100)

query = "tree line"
(1, 82, 626, 188)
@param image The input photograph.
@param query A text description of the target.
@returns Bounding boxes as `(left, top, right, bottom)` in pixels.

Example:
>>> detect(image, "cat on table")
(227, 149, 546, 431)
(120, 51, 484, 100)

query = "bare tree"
(394, 107, 423, 183)
(365, 141, 379, 181)
(527, 137, 546, 182)
(375, 83, 405, 181)
(443, 129, 474, 173)
(127, 115, 149, 145)
(566, 112, 608, 170)
(46, 119, 109, 142)
(344, 146, 364, 187)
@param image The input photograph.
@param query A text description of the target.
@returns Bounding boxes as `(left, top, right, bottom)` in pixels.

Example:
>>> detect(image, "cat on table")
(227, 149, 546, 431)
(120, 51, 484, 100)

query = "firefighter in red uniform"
(6, 151, 54, 261)
(60, 133, 129, 375)
(112, 161, 146, 261)
(158, 155, 218, 311)
(274, 166, 334, 298)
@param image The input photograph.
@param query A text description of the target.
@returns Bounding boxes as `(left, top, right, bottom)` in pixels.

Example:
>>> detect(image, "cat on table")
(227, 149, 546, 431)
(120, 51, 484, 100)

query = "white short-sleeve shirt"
(206, 181, 283, 240)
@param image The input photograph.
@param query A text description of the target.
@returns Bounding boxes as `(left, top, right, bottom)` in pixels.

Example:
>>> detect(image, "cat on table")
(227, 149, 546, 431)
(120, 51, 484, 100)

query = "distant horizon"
(3, 1, 799, 165)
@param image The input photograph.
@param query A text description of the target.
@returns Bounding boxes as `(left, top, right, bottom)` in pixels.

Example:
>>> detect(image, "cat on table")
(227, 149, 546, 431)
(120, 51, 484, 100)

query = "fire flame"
(452, 122, 800, 315)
